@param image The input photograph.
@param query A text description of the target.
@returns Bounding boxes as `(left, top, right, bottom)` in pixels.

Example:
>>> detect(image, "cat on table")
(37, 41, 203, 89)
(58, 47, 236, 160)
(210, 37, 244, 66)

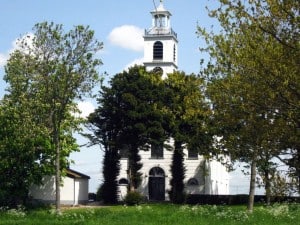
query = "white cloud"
(123, 57, 144, 71)
(0, 53, 7, 67)
(14, 33, 34, 52)
(108, 25, 144, 52)
(77, 101, 95, 118)
(0, 33, 34, 68)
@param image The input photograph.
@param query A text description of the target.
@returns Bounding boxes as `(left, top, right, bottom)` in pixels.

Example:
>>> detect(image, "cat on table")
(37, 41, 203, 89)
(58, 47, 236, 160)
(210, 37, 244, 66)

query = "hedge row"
(185, 194, 300, 205)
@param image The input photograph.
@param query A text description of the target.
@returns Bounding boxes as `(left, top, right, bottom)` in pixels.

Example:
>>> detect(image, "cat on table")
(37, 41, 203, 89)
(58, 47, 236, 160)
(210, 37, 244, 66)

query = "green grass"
(0, 203, 300, 225)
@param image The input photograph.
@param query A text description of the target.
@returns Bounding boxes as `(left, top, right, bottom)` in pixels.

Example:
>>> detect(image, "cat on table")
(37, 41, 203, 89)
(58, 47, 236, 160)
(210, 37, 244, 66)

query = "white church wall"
(143, 38, 177, 64)
(118, 158, 129, 200)
(118, 145, 230, 200)
(204, 158, 230, 195)
(137, 144, 173, 200)
(184, 154, 206, 195)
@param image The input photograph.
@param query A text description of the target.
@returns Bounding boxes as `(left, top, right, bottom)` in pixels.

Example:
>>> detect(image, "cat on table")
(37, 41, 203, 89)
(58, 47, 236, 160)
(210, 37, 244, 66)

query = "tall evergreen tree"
(169, 142, 186, 203)
(101, 147, 120, 204)
(87, 84, 121, 204)
(88, 66, 167, 195)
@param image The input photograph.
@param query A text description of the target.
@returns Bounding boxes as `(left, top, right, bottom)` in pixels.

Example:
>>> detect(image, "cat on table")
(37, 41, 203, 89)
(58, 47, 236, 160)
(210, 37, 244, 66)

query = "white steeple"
(143, 0, 178, 77)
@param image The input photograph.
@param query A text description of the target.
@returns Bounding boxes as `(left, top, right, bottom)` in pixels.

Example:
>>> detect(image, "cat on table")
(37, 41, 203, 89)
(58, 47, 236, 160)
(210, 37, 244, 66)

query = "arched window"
(152, 67, 163, 75)
(187, 178, 199, 186)
(118, 178, 129, 185)
(149, 167, 165, 177)
(153, 41, 163, 60)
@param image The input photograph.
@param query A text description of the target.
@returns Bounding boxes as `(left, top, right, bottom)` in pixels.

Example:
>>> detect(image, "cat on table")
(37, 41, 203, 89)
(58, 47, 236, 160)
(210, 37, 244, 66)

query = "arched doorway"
(148, 167, 165, 201)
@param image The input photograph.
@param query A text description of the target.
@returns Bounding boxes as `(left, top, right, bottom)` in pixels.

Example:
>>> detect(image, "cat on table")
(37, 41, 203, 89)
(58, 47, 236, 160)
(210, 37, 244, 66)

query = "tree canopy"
(163, 71, 212, 203)
(198, 0, 300, 211)
(2, 22, 103, 211)
(88, 66, 167, 195)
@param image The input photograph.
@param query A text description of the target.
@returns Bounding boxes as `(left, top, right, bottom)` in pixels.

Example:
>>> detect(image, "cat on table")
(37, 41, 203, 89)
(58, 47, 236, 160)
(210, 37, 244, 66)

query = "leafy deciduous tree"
(0, 99, 51, 207)
(198, 0, 299, 211)
(3, 22, 103, 212)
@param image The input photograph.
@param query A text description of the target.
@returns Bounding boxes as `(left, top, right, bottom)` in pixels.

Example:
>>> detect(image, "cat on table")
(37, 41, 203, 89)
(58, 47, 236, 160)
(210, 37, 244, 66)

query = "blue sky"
(0, 0, 213, 80)
(0, 0, 257, 194)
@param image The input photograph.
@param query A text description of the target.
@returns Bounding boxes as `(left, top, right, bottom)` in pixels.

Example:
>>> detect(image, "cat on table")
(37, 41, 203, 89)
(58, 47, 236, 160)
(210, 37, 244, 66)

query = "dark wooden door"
(149, 177, 165, 201)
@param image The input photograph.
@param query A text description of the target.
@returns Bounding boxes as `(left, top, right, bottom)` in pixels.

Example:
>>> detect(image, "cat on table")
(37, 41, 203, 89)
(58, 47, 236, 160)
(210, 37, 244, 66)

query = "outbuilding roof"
(66, 168, 90, 179)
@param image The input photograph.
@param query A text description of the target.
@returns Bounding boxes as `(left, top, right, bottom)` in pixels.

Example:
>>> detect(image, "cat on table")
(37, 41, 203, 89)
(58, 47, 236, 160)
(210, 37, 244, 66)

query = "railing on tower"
(145, 28, 177, 38)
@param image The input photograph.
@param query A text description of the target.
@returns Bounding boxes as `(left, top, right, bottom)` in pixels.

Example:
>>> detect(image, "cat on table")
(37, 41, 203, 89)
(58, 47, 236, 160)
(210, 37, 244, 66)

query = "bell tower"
(143, 0, 178, 77)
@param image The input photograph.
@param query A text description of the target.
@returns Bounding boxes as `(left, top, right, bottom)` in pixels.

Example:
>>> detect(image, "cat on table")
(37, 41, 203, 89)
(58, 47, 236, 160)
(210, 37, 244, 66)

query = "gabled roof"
(66, 168, 90, 179)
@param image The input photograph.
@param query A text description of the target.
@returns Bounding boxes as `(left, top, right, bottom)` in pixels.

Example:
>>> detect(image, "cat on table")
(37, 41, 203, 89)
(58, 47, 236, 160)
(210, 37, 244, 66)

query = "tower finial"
(159, 0, 164, 5)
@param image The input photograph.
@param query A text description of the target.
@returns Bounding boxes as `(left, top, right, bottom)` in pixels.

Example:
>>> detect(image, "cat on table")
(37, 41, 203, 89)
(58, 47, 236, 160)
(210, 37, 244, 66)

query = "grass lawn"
(0, 203, 299, 225)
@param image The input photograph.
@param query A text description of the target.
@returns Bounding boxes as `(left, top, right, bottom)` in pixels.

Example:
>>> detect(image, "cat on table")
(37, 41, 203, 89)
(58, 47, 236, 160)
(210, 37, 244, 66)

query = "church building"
(118, 0, 229, 201)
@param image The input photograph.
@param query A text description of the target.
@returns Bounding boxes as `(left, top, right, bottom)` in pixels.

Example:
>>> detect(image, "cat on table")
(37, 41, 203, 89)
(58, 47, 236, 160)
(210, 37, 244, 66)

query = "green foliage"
(124, 191, 144, 206)
(88, 65, 167, 192)
(101, 148, 120, 204)
(96, 184, 104, 202)
(268, 171, 296, 198)
(128, 148, 143, 190)
(164, 71, 211, 204)
(198, 0, 300, 209)
(88, 67, 212, 202)
(0, 95, 52, 207)
(169, 144, 186, 204)
(163, 72, 212, 153)
(2, 21, 103, 211)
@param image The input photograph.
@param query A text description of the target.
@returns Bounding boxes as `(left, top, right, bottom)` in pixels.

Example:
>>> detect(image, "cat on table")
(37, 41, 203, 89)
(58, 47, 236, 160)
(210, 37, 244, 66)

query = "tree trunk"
(127, 145, 142, 192)
(248, 159, 257, 212)
(128, 166, 135, 192)
(264, 170, 271, 205)
(54, 121, 61, 214)
(297, 149, 300, 195)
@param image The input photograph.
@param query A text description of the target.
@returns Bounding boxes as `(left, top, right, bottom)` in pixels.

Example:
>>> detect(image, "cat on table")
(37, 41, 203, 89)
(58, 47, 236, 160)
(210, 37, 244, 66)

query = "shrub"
(124, 191, 144, 206)
(168, 190, 186, 204)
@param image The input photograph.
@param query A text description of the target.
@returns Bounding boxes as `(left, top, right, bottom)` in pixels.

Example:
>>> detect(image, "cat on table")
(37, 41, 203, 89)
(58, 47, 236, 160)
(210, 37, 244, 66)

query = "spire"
(157, 0, 165, 11)
(147, 0, 174, 34)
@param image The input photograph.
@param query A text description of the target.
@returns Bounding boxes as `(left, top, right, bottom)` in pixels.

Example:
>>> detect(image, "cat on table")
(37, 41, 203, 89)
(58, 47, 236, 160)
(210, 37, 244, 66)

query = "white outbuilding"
(30, 168, 90, 205)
